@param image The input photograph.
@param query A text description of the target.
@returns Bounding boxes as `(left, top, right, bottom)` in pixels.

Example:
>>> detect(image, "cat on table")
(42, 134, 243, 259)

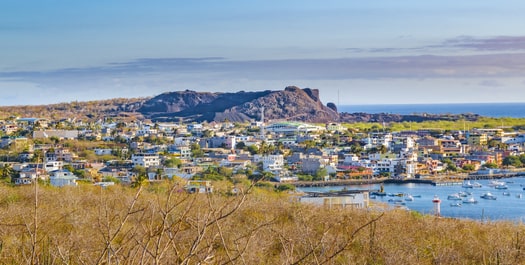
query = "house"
(131, 153, 160, 168)
(185, 180, 213, 193)
(33, 130, 79, 140)
(254, 154, 284, 171)
(265, 121, 324, 135)
(49, 169, 78, 187)
(15, 167, 47, 185)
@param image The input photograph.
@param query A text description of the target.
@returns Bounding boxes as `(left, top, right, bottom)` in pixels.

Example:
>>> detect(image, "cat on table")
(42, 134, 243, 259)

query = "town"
(1, 114, 524, 192)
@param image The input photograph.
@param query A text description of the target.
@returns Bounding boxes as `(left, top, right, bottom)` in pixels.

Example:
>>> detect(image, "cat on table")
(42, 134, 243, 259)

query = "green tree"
(483, 162, 498, 169)
(0, 164, 14, 183)
(131, 166, 148, 187)
(503, 156, 523, 168)
(190, 143, 204, 158)
(163, 157, 182, 168)
(462, 164, 475, 171)
(315, 168, 328, 180)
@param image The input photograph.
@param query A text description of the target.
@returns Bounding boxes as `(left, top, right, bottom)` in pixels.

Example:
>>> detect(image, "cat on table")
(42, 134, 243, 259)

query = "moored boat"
(447, 193, 462, 200)
(495, 184, 508, 190)
(463, 196, 478, 204)
(473, 182, 483, 188)
(480, 192, 497, 200)
(489, 180, 505, 187)
(462, 181, 474, 188)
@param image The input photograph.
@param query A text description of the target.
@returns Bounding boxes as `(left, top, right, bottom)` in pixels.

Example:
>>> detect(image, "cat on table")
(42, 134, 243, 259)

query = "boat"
(450, 202, 462, 207)
(517, 194, 523, 199)
(463, 196, 478, 204)
(458, 191, 471, 197)
(489, 180, 505, 187)
(447, 193, 462, 200)
(494, 184, 508, 190)
(370, 191, 386, 196)
(405, 194, 414, 201)
(480, 192, 497, 200)
(371, 184, 387, 196)
(502, 192, 511, 196)
(462, 181, 474, 188)
(473, 182, 483, 188)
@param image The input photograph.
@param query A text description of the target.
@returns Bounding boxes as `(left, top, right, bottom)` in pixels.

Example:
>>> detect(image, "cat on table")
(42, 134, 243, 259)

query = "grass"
(0, 182, 524, 264)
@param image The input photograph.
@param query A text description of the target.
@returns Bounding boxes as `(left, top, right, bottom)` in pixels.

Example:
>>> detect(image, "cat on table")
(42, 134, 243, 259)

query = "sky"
(2, 1, 525, 106)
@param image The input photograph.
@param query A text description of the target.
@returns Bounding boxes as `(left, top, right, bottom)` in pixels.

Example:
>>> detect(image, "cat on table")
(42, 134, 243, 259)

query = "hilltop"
(140, 86, 339, 123)
(0, 86, 481, 123)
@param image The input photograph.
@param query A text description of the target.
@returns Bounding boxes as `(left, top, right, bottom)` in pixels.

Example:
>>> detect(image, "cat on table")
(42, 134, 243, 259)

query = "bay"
(299, 177, 525, 222)
(338, 103, 525, 118)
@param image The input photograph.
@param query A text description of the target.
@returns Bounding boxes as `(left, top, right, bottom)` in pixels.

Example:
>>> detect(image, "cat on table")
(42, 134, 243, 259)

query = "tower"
(432, 195, 441, 217)
(260, 107, 265, 139)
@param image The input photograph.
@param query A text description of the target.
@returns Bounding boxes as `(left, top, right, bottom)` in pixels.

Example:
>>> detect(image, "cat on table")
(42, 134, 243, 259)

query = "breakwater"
(283, 178, 452, 188)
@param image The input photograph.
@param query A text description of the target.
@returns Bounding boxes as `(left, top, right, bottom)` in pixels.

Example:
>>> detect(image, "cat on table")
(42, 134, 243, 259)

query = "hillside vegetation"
(0, 182, 524, 264)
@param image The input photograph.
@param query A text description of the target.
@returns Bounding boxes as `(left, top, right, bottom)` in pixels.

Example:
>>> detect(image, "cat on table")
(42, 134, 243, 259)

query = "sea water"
(299, 177, 525, 222)
(338, 103, 525, 118)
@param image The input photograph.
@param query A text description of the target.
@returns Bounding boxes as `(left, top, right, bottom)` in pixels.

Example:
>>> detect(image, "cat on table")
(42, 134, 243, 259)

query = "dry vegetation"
(0, 98, 147, 122)
(0, 182, 524, 264)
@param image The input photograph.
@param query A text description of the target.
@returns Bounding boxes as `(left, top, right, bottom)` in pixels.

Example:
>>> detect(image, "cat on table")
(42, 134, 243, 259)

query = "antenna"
(260, 107, 265, 139)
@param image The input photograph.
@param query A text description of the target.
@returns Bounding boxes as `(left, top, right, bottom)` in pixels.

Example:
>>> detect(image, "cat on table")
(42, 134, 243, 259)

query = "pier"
(279, 171, 525, 188)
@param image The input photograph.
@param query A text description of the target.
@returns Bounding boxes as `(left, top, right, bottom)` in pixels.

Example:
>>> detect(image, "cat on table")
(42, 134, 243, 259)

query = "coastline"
(279, 170, 525, 188)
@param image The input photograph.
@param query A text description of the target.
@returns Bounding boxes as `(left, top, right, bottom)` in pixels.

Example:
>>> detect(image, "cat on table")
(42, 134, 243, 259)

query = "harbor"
(298, 176, 525, 221)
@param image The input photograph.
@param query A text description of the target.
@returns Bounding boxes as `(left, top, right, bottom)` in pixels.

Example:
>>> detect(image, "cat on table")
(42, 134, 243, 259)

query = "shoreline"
(279, 171, 525, 188)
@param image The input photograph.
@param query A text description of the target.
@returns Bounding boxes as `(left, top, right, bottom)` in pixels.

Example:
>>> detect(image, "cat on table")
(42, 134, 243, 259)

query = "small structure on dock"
(300, 190, 369, 209)
(432, 195, 441, 217)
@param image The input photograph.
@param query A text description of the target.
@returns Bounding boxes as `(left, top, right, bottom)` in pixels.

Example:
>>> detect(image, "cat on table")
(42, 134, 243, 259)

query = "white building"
(254, 154, 284, 171)
(131, 153, 160, 168)
(265, 122, 324, 135)
(49, 169, 78, 187)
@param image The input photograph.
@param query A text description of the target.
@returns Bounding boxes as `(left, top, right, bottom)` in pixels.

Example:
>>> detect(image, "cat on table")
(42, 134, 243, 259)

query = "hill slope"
(139, 86, 339, 123)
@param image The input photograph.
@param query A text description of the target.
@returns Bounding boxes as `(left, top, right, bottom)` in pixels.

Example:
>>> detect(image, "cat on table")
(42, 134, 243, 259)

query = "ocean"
(338, 103, 525, 118)
(299, 177, 525, 222)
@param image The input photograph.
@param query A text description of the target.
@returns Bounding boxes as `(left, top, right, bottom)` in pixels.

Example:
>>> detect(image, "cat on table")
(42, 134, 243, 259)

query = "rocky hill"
(0, 87, 483, 123)
(139, 86, 340, 123)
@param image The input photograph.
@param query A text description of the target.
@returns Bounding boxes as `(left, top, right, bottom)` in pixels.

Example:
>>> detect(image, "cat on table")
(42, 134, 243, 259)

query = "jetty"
(288, 178, 385, 188)
(279, 170, 525, 188)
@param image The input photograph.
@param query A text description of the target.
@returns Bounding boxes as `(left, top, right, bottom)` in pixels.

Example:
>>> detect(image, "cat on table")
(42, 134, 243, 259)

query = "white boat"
(458, 191, 471, 197)
(502, 192, 511, 196)
(480, 192, 497, 200)
(473, 182, 483, 188)
(450, 202, 462, 207)
(494, 184, 508, 190)
(447, 193, 462, 200)
(405, 194, 414, 201)
(489, 180, 505, 187)
(517, 194, 523, 199)
(463, 196, 478, 204)
(462, 181, 474, 188)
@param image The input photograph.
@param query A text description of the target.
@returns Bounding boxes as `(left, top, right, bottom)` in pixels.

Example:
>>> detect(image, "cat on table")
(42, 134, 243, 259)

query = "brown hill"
(139, 86, 340, 123)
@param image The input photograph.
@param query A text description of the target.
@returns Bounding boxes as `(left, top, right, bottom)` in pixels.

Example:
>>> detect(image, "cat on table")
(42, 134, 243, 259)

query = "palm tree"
(0, 164, 14, 183)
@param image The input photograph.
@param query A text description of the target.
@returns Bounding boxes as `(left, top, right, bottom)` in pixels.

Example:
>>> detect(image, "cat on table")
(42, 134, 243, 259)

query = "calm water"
(299, 177, 525, 222)
(339, 103, 525, 118)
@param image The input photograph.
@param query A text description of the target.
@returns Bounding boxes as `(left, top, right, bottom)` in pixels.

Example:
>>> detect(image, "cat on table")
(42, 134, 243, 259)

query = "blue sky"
(2, 1, 525, 106)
